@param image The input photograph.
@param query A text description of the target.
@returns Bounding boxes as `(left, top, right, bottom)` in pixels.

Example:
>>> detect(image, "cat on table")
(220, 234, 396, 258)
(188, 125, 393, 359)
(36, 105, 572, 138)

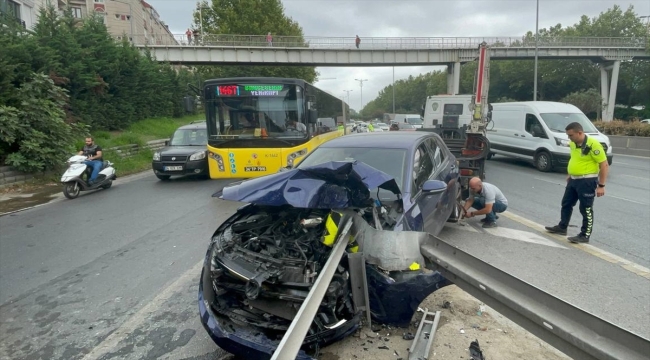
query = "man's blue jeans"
(84, 160, 103, 182)
(472, 198, 508, 222)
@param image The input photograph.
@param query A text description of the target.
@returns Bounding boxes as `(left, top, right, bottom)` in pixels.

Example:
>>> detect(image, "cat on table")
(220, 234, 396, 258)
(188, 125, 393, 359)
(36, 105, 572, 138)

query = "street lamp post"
(392, 67, 395, 114)
(533, 0, 539, 101)
(343, 89, 353, 105)
(354, 78, 368, 114)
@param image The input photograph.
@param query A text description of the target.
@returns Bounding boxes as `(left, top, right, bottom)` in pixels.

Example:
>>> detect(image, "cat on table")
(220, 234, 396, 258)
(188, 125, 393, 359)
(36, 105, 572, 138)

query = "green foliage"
(194, 0, 317, 82)
(0, 73, 87, 172)
(561, 89, 602, 117)
(361, 5, 649, 121)
(1, 5, 202, 133)
(593, 120, 650, 137)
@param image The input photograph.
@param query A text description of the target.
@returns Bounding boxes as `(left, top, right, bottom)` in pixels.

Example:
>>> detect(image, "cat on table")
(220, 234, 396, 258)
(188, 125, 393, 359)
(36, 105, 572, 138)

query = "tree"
(562, 89, 602, 118)
(193, 0, 317, 82)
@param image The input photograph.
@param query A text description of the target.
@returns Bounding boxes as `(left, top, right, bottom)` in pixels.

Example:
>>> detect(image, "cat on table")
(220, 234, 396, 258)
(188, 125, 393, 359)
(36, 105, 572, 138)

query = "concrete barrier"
(609, 135, 650, 157)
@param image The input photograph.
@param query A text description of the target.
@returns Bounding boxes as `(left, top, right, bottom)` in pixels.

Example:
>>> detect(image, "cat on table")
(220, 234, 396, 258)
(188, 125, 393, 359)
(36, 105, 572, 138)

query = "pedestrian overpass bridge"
(134, 35, 648, 121)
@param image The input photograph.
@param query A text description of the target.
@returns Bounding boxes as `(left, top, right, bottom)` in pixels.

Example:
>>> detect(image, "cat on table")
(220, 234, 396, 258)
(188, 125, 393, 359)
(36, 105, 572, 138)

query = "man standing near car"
(545, 122, 608, 243)
(79, 137, 103, 185)
(462, 177, 508, 228)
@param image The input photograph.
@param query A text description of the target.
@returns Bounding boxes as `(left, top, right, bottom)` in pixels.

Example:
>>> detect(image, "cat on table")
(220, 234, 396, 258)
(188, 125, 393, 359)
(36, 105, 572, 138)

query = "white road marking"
(81, 260, 203, 360)
(620, 174, 650, 181)
(608, 195, 648, 206)
(501, 211, 650, 280)
(483, 227, 567, 249)
(534, 177, 564, 186)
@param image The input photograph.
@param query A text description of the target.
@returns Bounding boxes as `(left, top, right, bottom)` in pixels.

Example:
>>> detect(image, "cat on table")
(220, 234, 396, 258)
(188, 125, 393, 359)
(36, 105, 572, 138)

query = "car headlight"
(287, 148, 308, 167)
(554, 137, 570, 147)
(189, 151, 206, 161)
(153, 152, 161, 161)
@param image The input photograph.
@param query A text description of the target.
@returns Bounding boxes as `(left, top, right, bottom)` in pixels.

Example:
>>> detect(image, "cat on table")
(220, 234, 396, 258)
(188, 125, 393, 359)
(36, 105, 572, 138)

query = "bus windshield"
(210, 83, 307, 140)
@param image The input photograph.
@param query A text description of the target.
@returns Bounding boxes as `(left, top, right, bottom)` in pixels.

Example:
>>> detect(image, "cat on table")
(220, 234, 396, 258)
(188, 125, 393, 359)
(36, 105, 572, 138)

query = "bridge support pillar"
(599, 60, 621, 122)
(446, 62, 461, 95)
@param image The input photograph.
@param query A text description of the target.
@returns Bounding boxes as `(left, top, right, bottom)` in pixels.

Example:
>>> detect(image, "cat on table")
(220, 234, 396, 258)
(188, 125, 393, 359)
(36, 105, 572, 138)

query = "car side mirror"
(422, 179, 447, 193)
(308, 109, 318, 124)
(164, 140, 170, 146)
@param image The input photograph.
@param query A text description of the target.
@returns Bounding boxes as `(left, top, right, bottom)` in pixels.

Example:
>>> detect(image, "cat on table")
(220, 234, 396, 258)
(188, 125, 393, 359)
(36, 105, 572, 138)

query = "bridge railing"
(135, 34, 648, 49)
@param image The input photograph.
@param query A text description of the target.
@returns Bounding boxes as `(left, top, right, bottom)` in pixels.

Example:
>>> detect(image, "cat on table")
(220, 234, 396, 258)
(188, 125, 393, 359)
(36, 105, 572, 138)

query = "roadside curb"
(0, 170, 152, 217)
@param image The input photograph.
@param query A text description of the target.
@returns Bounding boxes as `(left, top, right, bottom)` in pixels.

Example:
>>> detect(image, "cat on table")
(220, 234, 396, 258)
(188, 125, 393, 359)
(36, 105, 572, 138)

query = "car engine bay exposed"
(209, 206, 349, 341)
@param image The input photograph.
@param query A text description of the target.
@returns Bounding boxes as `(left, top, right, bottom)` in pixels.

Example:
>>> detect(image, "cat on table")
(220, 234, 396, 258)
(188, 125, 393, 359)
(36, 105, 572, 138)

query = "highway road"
(485, 154, 650, 268)
(0, 165, 648, 360)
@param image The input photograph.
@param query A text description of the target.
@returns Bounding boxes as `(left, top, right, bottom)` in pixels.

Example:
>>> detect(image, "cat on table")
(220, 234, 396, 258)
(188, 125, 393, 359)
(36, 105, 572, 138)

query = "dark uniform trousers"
(560, 177, 597, 238)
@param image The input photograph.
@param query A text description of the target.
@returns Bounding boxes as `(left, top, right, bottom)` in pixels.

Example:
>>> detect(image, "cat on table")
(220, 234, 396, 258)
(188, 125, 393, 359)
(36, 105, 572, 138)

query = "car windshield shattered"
(202, 159, 451, 359)
(170, 128, 208, 146)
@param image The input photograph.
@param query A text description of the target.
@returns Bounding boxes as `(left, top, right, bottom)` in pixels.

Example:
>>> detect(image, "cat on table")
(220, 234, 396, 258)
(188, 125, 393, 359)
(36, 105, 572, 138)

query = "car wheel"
(63, 182, 80, 199)
(447, 187, 463, 223)
(156, 174, 171, 181)
(534, 151, 553, 172)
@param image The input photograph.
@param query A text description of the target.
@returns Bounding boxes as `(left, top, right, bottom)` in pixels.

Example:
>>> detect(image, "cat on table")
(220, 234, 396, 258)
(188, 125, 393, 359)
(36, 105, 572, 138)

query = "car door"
(409, 140, 445, 235)
(423, 137, 457, 234)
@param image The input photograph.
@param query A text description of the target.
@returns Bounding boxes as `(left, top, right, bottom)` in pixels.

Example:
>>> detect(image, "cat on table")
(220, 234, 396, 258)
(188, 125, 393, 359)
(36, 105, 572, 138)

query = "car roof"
(177, 121, 207, 130)
(319, 132, 433, 150)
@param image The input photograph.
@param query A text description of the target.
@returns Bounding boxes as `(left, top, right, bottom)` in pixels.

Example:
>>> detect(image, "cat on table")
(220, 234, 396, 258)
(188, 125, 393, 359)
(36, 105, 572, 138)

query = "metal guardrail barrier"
(132, 34, 648, 50)
(420, 237, 650, 360)
(270, 217, 353, 360)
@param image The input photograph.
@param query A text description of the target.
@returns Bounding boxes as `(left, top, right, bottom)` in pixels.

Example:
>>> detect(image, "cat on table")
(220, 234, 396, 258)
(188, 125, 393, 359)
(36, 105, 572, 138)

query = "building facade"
(1, 0, 177, 46)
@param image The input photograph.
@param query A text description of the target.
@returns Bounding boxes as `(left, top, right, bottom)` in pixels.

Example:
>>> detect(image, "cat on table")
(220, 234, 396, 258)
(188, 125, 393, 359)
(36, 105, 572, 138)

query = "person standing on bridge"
(355, 35, 360, 49)
(186, 28, 192, 45)
(462, 177, 508, 228)
(266, 32, 273, 46)
(545, 122, 609, 243)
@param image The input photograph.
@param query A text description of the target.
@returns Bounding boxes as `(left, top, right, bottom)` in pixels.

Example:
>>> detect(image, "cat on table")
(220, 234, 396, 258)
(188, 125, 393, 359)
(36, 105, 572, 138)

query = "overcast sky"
(147, 0, 649, 112)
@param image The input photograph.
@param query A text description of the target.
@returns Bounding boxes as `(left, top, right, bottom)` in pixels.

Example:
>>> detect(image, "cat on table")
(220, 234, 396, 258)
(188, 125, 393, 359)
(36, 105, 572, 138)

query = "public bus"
(203, 77, 349, 179)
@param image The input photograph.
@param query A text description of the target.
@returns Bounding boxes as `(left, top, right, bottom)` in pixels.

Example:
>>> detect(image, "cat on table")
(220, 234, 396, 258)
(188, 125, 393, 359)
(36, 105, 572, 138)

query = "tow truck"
(419, 42, 492, 201)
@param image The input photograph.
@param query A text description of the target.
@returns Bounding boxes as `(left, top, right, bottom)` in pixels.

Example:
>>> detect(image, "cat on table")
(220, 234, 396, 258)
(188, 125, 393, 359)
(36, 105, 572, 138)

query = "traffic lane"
(0, 174, 231, 305)
(437, 219, 650, 339)
(0, 175, 240, 360)
(485, 156, 650, 267)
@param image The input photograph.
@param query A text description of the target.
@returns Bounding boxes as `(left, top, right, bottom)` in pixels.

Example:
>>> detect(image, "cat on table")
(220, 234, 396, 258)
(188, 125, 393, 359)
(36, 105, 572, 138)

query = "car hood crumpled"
(213, 160, 401, 209)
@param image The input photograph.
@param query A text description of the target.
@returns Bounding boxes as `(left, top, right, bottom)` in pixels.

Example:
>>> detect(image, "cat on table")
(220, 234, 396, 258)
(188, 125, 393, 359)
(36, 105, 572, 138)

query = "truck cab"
(422, 95, 473, 137)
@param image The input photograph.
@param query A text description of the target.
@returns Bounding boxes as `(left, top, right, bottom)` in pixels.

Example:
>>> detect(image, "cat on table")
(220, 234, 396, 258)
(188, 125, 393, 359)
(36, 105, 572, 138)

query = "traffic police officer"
(545, 122, 609, 243)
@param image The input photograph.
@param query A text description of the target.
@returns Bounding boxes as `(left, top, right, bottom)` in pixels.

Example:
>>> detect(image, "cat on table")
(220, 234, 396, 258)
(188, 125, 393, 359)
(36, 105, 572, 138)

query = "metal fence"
(133, 34, 648, 49)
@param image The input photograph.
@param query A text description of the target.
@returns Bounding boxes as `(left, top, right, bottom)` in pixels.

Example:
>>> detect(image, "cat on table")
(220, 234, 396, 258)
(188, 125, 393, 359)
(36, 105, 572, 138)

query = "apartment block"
(1, 0, 177, 46)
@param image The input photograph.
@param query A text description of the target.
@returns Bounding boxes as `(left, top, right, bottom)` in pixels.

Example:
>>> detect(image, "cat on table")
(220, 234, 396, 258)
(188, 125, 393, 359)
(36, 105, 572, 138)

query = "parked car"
(151, 121, 209, 180)
(641, 119, 650, 124)
(199, 132, 461, 359)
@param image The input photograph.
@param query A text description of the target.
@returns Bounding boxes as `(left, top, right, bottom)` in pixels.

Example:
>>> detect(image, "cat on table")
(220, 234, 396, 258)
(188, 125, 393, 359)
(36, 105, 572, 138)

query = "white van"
(486, 101, 613, 172)
(393, 114, 423, 129)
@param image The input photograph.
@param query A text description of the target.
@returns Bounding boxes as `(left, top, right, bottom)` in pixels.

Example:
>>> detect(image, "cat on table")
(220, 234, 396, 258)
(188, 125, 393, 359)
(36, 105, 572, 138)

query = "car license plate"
(244, 166, 267, 172)
(164, 166, 183, 171)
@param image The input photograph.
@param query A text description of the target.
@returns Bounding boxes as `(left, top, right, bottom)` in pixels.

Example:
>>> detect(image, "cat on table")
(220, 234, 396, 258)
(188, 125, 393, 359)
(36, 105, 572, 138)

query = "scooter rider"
(78, 137, 103, 185)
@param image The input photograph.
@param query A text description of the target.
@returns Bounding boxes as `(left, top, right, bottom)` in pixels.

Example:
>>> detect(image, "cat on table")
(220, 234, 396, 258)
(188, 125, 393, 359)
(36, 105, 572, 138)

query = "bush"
(593, 120, 650, 137)
(0, 73, 87, 172)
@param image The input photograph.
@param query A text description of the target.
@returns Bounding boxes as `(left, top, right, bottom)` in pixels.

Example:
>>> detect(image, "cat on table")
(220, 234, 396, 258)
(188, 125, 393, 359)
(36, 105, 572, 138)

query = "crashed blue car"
(199, 132, 462, 359)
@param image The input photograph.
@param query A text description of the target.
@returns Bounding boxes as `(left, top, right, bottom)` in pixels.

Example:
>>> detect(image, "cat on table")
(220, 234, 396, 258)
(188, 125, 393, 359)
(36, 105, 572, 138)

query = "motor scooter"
(61, 155, 117, 199)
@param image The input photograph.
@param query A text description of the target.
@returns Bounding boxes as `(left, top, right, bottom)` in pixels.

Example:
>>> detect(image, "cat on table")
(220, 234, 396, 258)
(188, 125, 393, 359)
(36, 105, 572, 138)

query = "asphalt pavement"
(0, 167, 648, 360)
(484, 154, 650, 268)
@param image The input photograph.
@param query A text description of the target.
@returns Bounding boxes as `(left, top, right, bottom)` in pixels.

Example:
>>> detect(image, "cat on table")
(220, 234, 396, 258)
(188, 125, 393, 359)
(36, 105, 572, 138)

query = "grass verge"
(1, 114, 204, 194)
